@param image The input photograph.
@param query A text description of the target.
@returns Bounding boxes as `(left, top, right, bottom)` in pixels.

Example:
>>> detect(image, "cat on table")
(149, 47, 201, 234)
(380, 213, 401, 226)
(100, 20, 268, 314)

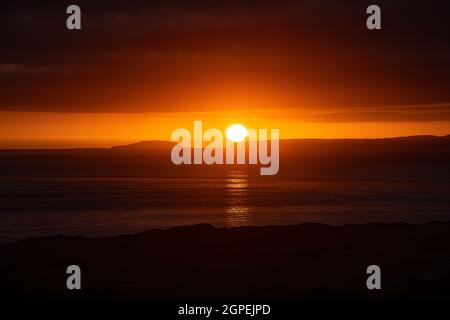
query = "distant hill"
(110, 140, 175, 151)
(109, 135, 450, 151)
(0, 135, 449, 180)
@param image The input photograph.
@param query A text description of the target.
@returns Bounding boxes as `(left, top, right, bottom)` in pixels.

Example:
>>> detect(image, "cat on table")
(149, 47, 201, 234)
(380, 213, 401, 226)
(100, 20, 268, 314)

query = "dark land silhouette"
(1, 222, 450, 300)
(0, 135, 449, 180)
(0, 136, 449, 299)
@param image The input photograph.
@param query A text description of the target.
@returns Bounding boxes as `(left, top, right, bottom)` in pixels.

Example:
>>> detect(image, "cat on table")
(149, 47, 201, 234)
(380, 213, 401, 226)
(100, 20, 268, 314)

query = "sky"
(1, 0, 450, 147)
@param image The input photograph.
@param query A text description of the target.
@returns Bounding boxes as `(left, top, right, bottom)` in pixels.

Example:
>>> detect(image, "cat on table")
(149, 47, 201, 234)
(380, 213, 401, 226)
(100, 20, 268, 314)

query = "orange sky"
(1, 1, 450, 148)
(1, 110, 449, 148)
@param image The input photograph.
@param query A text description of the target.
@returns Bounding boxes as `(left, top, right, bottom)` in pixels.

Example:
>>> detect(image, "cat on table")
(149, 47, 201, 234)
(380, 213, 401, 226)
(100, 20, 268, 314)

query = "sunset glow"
(226, 124, 248, 142)
(0, 1, 449, 148)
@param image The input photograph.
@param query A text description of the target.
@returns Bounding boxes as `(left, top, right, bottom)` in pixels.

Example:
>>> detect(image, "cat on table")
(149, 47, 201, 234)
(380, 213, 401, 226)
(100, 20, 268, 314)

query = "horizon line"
(0, 134, 449, 151)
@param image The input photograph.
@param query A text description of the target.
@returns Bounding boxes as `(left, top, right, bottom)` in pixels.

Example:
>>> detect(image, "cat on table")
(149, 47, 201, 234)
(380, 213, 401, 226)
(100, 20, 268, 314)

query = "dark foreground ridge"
(1, 222, 450, 300)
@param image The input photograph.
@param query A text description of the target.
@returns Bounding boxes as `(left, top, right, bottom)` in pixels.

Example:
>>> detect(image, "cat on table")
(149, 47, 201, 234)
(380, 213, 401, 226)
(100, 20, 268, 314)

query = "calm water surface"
(1, 173, 450, 242)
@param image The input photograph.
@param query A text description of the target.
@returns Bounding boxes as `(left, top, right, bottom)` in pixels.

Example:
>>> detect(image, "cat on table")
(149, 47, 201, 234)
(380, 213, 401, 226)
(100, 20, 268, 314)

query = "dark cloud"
(303, 104, 450, 122)
(1, 0, 450, 116)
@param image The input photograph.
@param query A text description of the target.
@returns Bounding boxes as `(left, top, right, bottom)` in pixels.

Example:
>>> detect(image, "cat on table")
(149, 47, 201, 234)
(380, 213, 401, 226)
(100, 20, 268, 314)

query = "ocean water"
(1, 173, 450, 243)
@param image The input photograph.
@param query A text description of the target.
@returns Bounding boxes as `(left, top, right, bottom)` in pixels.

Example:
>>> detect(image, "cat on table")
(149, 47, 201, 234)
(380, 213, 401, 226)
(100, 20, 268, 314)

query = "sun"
(226, 124, 248, 142)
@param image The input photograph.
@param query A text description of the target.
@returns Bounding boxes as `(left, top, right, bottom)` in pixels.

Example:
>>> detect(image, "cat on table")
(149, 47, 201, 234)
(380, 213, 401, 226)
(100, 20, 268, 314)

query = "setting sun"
(226, 124, 248, 142)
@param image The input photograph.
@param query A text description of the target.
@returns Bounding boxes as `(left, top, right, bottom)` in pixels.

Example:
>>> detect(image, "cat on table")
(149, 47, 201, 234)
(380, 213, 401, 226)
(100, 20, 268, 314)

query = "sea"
(1, 172, 450, 243)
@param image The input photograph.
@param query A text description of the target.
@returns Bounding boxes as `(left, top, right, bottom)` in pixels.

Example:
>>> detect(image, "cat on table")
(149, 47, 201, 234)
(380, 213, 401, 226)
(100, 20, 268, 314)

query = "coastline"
(2, 221, 450, 300)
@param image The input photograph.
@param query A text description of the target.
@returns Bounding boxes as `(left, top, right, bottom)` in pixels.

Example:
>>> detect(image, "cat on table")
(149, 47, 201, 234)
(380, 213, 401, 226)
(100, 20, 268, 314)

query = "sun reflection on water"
(225, 170, 250, 226)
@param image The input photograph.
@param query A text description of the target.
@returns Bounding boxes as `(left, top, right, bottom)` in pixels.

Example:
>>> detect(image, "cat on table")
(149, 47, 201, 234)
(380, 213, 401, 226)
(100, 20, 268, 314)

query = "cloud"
(0, 64, 30, 75)
(303, 104, 450, 123)
(1, 0, 450, 118)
